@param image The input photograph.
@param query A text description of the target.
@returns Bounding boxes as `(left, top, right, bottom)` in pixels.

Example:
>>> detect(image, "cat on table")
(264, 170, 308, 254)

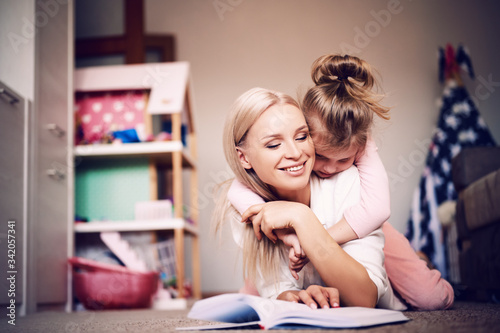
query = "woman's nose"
(285, 141, 301, 159)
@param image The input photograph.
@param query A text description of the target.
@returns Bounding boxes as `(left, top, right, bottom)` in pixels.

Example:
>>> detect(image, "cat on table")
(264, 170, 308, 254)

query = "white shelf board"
(74, 141, 183, 156)
(73, 141, 196, 168)
(74, 218, 198, 234)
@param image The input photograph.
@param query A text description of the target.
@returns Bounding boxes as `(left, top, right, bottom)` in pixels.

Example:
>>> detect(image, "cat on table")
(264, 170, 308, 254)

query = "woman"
(213, 87, 403, 309)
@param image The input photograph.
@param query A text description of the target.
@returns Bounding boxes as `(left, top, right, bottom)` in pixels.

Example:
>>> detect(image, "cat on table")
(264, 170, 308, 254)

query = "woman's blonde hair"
(302, 54, 390, 152)
(212, 87, 300, 283)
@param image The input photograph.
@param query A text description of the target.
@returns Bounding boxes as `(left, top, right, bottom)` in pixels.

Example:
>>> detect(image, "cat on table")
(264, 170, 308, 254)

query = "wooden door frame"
(75, 0, 175, 64)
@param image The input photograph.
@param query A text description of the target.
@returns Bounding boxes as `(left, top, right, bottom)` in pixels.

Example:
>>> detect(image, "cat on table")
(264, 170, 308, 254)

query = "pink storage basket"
(69, 257, 158, 310)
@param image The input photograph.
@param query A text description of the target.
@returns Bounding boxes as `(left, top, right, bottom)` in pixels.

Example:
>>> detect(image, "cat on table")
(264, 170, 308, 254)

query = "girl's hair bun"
(311, 54, 375, 89)
(302, 54, 390, 151)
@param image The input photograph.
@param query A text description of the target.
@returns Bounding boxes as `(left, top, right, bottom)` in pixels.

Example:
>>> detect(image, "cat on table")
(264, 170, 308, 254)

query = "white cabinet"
(0, 82, 28, 311)
(0, 0, 74, 313)
(35, 3, 73, 306)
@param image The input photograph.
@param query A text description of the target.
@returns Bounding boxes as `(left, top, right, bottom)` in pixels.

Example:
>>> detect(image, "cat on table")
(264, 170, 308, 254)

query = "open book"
(178, 293, 409, 330)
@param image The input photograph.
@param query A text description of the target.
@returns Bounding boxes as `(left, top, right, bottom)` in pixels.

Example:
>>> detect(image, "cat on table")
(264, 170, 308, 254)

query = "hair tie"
(325, 75, 349, 83)
(337, 75, 349, 82)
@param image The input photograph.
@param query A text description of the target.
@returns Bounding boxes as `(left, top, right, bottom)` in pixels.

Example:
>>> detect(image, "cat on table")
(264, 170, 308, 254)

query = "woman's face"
(238, 103, 315, 198)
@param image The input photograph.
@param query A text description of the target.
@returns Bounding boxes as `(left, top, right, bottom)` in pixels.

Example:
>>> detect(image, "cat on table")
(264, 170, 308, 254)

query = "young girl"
(229, 54, 454, 311)
(213, 87, 403, 309)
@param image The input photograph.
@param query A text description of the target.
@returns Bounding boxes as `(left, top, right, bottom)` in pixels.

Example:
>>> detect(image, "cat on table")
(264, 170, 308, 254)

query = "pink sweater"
(227, 137, 391, 238)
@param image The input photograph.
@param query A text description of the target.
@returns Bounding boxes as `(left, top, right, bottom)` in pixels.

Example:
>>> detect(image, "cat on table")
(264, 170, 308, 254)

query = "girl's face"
(307, 115, 359, 178)
(312, 143, 358, 178)
(237, 103, 315, 199)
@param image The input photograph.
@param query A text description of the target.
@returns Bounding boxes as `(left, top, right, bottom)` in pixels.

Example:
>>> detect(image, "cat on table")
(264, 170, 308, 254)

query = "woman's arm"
(331, 137, 391, 243)
(246, 201, 378, 308)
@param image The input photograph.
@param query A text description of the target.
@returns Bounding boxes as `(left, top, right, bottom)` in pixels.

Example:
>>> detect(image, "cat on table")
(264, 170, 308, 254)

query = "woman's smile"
(281, 161, 306, 174)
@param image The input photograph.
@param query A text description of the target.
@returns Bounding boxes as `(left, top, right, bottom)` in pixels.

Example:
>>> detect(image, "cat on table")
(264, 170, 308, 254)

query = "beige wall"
(145, 0, 500, 293)
(0, 0, 36, 99)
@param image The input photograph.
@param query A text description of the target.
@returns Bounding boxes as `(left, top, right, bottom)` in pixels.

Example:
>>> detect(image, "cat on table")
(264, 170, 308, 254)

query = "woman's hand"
(277, 285, 340, 309)
(241, 201, 311, 242)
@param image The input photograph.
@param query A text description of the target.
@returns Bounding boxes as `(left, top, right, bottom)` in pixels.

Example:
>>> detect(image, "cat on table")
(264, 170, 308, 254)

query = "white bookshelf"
(73, 62, 201, 303)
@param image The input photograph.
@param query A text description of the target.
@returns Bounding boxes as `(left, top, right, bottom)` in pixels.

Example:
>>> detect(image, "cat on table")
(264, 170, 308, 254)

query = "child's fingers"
(290, 260, 307, 271)
(288, 248, 300, 280)
(289, 247, 297, 262)
(289, 247, 309, 274)
(288, 242, 302, 260)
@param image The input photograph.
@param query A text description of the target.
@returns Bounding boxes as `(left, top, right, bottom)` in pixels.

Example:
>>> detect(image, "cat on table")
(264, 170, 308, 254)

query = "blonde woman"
(213, 87, 403, 309)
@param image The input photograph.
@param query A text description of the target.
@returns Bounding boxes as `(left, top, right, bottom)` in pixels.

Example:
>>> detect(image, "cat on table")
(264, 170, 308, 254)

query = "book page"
(186, 294, 409, 330)
(265, 306, 409, 329)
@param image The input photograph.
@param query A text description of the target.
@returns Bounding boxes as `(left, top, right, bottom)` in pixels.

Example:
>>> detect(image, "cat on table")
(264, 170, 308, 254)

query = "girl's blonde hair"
(212, 87, 299, 283)
(302, 54, 390, 152)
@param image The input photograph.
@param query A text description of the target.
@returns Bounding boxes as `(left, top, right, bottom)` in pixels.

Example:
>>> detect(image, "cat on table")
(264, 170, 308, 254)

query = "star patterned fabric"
(405, 79, 496, 278)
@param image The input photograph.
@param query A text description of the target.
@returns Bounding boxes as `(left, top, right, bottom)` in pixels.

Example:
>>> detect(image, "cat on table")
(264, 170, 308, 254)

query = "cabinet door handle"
(46, 168, 65, 180)
(47, 123, 66, 137)
(0, 88, 19, 105)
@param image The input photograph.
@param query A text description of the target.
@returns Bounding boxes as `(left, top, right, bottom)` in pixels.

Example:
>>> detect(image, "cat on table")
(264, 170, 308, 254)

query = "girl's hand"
(288, 246, 309, 280)
(275, 230, 309, 280)
(277, 285, 340, 309)
(241, 201, 310, 242)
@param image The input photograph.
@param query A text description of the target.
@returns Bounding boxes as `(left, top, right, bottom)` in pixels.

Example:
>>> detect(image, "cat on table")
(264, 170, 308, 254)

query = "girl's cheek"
(312, 160, 322, 171)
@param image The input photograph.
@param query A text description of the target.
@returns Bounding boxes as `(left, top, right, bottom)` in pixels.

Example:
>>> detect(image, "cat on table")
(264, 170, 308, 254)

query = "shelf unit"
(72, 62, 201, 303)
